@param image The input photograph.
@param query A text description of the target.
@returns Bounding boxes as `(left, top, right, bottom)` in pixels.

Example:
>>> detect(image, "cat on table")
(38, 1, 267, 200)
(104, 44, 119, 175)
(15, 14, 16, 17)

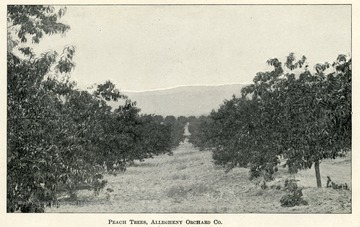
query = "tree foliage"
(7, 5, 183, 212)
(189, 53, 351, 187)
(163, 115, 187, 148)
(188, 116, 214, 151)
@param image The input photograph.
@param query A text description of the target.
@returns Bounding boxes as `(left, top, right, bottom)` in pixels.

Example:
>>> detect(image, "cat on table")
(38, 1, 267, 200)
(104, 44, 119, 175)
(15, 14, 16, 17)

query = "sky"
(29, 5, 351, 92)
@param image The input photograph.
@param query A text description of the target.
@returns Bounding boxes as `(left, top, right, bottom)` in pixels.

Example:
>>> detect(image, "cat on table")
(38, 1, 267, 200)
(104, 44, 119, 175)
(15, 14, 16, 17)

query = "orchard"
(7, 6, 186, 212)
(189, 53, 351, 187)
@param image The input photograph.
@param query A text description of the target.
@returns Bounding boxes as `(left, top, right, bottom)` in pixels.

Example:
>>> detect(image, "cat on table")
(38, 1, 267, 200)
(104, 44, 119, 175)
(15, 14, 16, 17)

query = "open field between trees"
(46, 140, 351, 213)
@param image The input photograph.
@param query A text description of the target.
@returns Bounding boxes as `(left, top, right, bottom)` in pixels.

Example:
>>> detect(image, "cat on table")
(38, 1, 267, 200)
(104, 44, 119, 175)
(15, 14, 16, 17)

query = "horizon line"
(121, 83, 250, 93)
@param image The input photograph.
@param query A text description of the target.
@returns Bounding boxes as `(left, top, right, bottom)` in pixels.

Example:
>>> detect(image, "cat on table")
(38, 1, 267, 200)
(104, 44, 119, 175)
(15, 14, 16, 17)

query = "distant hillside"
(108, 84, 247, 117)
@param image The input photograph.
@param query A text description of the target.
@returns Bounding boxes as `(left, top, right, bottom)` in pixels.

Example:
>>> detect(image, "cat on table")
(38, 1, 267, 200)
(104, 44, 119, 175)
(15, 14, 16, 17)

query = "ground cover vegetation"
(45, 142, 351, 213)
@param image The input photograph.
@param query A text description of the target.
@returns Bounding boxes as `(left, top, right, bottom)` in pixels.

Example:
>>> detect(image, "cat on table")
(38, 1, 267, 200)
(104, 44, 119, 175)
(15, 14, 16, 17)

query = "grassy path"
(46, 140, 351, 213)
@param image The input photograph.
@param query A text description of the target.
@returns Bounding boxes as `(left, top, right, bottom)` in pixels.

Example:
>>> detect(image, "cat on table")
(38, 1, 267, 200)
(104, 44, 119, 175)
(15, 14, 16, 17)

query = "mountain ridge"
(122, 83, 249, 94)
(109, 84, 248, 117)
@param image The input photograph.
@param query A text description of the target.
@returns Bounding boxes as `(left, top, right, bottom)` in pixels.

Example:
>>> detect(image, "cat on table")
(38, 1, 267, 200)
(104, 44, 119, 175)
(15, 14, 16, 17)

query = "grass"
(46, 140, 351, 213)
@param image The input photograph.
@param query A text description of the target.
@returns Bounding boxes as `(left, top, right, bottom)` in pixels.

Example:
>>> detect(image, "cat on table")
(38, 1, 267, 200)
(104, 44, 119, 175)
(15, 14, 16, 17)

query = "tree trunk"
(314, 161, 322, 188)
(69, 190, 78, 201)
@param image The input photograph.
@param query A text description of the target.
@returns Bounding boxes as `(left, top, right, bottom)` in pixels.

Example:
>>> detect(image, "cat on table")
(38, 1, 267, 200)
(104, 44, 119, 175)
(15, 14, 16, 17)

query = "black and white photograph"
(2, 1, 358, 226)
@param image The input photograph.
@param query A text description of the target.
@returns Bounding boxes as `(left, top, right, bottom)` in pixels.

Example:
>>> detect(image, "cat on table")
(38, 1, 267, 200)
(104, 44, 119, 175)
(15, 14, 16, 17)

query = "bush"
(326, 176, 350, 190)
(280, 179, 308, 207)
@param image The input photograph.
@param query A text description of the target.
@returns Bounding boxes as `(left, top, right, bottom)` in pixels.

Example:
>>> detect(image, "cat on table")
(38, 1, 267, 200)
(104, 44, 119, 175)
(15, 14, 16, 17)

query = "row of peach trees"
(189, 53, 351, 187)
(7, 6, 186, 212)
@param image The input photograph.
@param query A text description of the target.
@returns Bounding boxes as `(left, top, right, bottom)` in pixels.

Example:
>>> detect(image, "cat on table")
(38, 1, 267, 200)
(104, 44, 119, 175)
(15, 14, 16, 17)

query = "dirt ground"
(46, 140, 351, 213)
